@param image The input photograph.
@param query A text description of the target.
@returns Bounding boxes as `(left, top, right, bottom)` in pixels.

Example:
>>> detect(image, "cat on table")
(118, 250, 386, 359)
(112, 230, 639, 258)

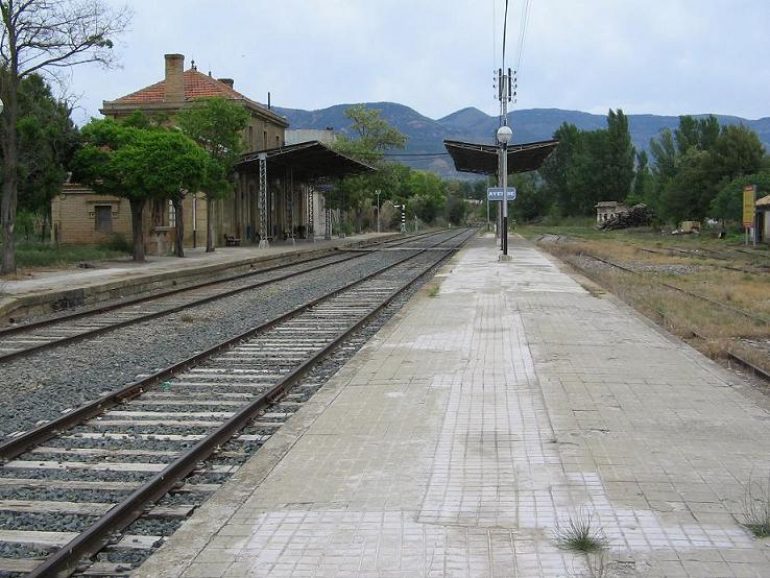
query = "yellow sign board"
(743, 184, 756, 227)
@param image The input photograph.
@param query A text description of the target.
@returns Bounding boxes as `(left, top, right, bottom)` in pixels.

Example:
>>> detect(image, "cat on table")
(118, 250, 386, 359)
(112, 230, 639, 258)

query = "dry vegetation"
(522, 225, 770, 378)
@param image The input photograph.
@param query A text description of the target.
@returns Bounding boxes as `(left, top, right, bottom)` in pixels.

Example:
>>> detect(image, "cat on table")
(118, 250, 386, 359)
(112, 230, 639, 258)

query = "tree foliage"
(539, 110, 635, 217)
(333, 104, 407, 165)
(0, 0, 130, 273)
(176, 97, 249, 251)
(406, 170, 445, 224)
(536, 112, 768, 227)
(73, 119, 207, 262)
(508, 173, 546, 223)
(5, 73, 78, 220)
(605, 109, 635, 199)
(328, 105, 409, 231)
(711, 171, 770, 223)
(647, 116, 766, 223)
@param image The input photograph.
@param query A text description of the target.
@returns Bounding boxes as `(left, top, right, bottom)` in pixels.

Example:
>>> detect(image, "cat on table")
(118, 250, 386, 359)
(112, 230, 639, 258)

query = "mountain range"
(274, 102, 770, 178)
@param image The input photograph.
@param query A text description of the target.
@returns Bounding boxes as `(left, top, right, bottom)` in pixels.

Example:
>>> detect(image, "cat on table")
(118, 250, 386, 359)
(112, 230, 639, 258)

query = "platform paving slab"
(134, 234, 770, 577)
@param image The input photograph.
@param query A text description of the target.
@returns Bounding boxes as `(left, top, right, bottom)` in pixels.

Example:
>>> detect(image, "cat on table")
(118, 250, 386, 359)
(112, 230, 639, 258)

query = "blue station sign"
(487, 187, 517, 201)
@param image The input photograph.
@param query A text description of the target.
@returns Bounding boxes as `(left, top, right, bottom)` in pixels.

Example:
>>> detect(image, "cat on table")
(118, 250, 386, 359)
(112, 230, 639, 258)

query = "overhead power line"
(514, 0, 533, 78)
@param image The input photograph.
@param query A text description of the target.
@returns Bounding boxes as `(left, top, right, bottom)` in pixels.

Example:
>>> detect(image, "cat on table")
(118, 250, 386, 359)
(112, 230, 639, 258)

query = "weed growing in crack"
(554, 507, 608, 553)
(742, 471, 770, 537)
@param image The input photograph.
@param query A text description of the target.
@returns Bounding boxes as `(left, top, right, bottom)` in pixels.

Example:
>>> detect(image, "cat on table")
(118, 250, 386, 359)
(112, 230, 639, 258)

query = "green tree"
(649, 128, 679, 188)
(628, 150, 654, 206)
(711, 171, 770, 223)
(406, 170, 445, 224)
(674, 115, 720, 155)
(539, 111, 634, 218)
(445, 190, 467, 225)
(539, 122, 581, 216)
(710, 124, 765, 181)
(176, 97, 250, 252)
(651, 118, 765, 224)
(73, 119, 207, 262)
(508, 173, 546, 223)
(5, 73, 78, 238)
(333, 104, 407, 165)
(605, 109, 635, 199)
(659, 148, 715, 224)
(329, 105, 407, 231)
(0, 0, 129, 273)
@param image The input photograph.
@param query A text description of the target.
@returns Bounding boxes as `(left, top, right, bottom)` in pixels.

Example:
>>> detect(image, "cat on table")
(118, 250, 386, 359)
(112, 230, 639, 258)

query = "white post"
(497, 125, 512, 260)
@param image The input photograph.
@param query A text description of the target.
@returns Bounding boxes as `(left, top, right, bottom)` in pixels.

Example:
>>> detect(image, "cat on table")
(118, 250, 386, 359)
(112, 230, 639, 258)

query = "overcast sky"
(65, 0, 769, 127)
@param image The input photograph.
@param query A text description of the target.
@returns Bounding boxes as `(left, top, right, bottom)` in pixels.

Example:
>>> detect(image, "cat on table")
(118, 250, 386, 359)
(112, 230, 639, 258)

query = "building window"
(276, 135, 280, 147)
(263, 130, 268, 150)
(95, 205, 113, 233)
(168, 199, 176, 227)
(248, 126, 254, 150)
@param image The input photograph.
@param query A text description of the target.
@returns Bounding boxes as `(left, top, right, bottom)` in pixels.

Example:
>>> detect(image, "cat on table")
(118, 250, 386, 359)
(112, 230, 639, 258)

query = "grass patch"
(179, 313, 196, 324)
(742, 472, 770, 537)
(10, 240, 130, 270)
(527, 223, 770, 375)
(554, 508, 608, 553)
(426, 284, 440, 297)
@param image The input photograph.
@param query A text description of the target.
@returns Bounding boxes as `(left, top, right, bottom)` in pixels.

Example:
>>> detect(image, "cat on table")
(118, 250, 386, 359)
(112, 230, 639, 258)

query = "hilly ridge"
(274, 103, 770, 178)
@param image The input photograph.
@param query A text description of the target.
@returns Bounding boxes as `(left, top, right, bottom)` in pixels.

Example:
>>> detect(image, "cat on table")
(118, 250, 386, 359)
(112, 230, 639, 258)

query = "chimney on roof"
(218, 78, 234, 89)
(164, 53, 185, 103)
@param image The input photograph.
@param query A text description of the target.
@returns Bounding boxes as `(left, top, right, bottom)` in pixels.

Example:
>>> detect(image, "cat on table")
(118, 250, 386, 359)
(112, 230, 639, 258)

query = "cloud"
(66, 0, 769, 126)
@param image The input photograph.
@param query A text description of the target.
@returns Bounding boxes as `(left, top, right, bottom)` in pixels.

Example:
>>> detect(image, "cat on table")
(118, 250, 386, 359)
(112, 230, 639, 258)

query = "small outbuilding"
(595, 201, 629, 225)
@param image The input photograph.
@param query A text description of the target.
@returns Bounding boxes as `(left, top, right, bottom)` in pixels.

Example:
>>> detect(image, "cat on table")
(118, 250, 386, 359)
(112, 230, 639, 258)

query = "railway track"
(0, 228, 473, 577)
(577, 251, 770, 325)
(636, 245, 770, 274)
(565, 250, 770, 384)
(0, 232, 444, 363)
(541, 231, 770, 274)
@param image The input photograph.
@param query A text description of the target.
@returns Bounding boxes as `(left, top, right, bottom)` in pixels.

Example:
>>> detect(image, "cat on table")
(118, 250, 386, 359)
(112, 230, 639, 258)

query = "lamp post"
(375, 189, 381, 233)
(496, 125, 512, 258)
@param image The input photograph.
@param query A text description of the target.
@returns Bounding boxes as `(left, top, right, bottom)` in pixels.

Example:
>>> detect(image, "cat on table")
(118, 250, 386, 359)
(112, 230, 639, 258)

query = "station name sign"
(487, 187, 517, 201)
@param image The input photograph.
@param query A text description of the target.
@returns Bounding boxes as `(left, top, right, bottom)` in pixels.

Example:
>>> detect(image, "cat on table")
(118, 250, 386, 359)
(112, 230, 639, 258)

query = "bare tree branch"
(1, 0, 131, 273)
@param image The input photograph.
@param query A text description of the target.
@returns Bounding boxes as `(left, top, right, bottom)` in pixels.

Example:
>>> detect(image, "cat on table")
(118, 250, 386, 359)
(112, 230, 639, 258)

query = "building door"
(95, 205, 113, 233)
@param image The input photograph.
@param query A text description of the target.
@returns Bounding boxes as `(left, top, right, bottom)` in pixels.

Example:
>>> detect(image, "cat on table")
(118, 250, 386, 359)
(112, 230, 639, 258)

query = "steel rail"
(725, 350, 770, 382)
(0, 230, 468, 461)
(563, 250, 770, 384)
(0, 230, 448, 363)
(0, 254, 365, 363)
(0, 230, 431, 338)
(687, 329, 770, 384)
(20, 229, 472, 578)
(579, 251, 770, 325)
(636, 245, 769, 275)
(0, 251, 348, 336)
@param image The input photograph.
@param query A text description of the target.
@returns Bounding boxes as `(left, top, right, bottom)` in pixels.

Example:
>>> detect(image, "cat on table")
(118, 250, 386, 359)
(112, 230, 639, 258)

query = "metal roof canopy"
(443, 139, 559, 176)
(237, 140, 376, 180)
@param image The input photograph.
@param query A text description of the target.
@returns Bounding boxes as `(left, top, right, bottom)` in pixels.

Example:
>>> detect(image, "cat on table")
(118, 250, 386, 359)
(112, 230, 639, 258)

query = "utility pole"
(496, 67, 514, 260)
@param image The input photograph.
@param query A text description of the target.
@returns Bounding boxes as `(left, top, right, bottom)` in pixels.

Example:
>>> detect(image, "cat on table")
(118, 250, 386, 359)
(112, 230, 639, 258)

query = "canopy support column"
(307, 185, 315, 242)
(258, 153, 269, 248)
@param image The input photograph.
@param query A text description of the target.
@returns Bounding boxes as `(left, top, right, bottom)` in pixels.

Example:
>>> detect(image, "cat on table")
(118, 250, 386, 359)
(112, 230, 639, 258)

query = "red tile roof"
(113, 68, 252, 105)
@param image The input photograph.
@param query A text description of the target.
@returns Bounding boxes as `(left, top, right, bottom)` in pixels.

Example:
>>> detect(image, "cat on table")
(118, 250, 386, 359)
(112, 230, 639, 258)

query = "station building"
(53, 53, 372, 253)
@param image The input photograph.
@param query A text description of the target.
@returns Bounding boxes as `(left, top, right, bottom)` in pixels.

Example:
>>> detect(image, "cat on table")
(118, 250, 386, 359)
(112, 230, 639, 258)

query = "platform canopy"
(237, 140, 376, 179)
(443, 138, 559, 176)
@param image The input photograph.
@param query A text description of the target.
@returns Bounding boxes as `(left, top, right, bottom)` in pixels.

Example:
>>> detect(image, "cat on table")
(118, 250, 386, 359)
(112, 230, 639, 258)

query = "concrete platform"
(0, 233, 395, 323)
(135, 234, 770, 578)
